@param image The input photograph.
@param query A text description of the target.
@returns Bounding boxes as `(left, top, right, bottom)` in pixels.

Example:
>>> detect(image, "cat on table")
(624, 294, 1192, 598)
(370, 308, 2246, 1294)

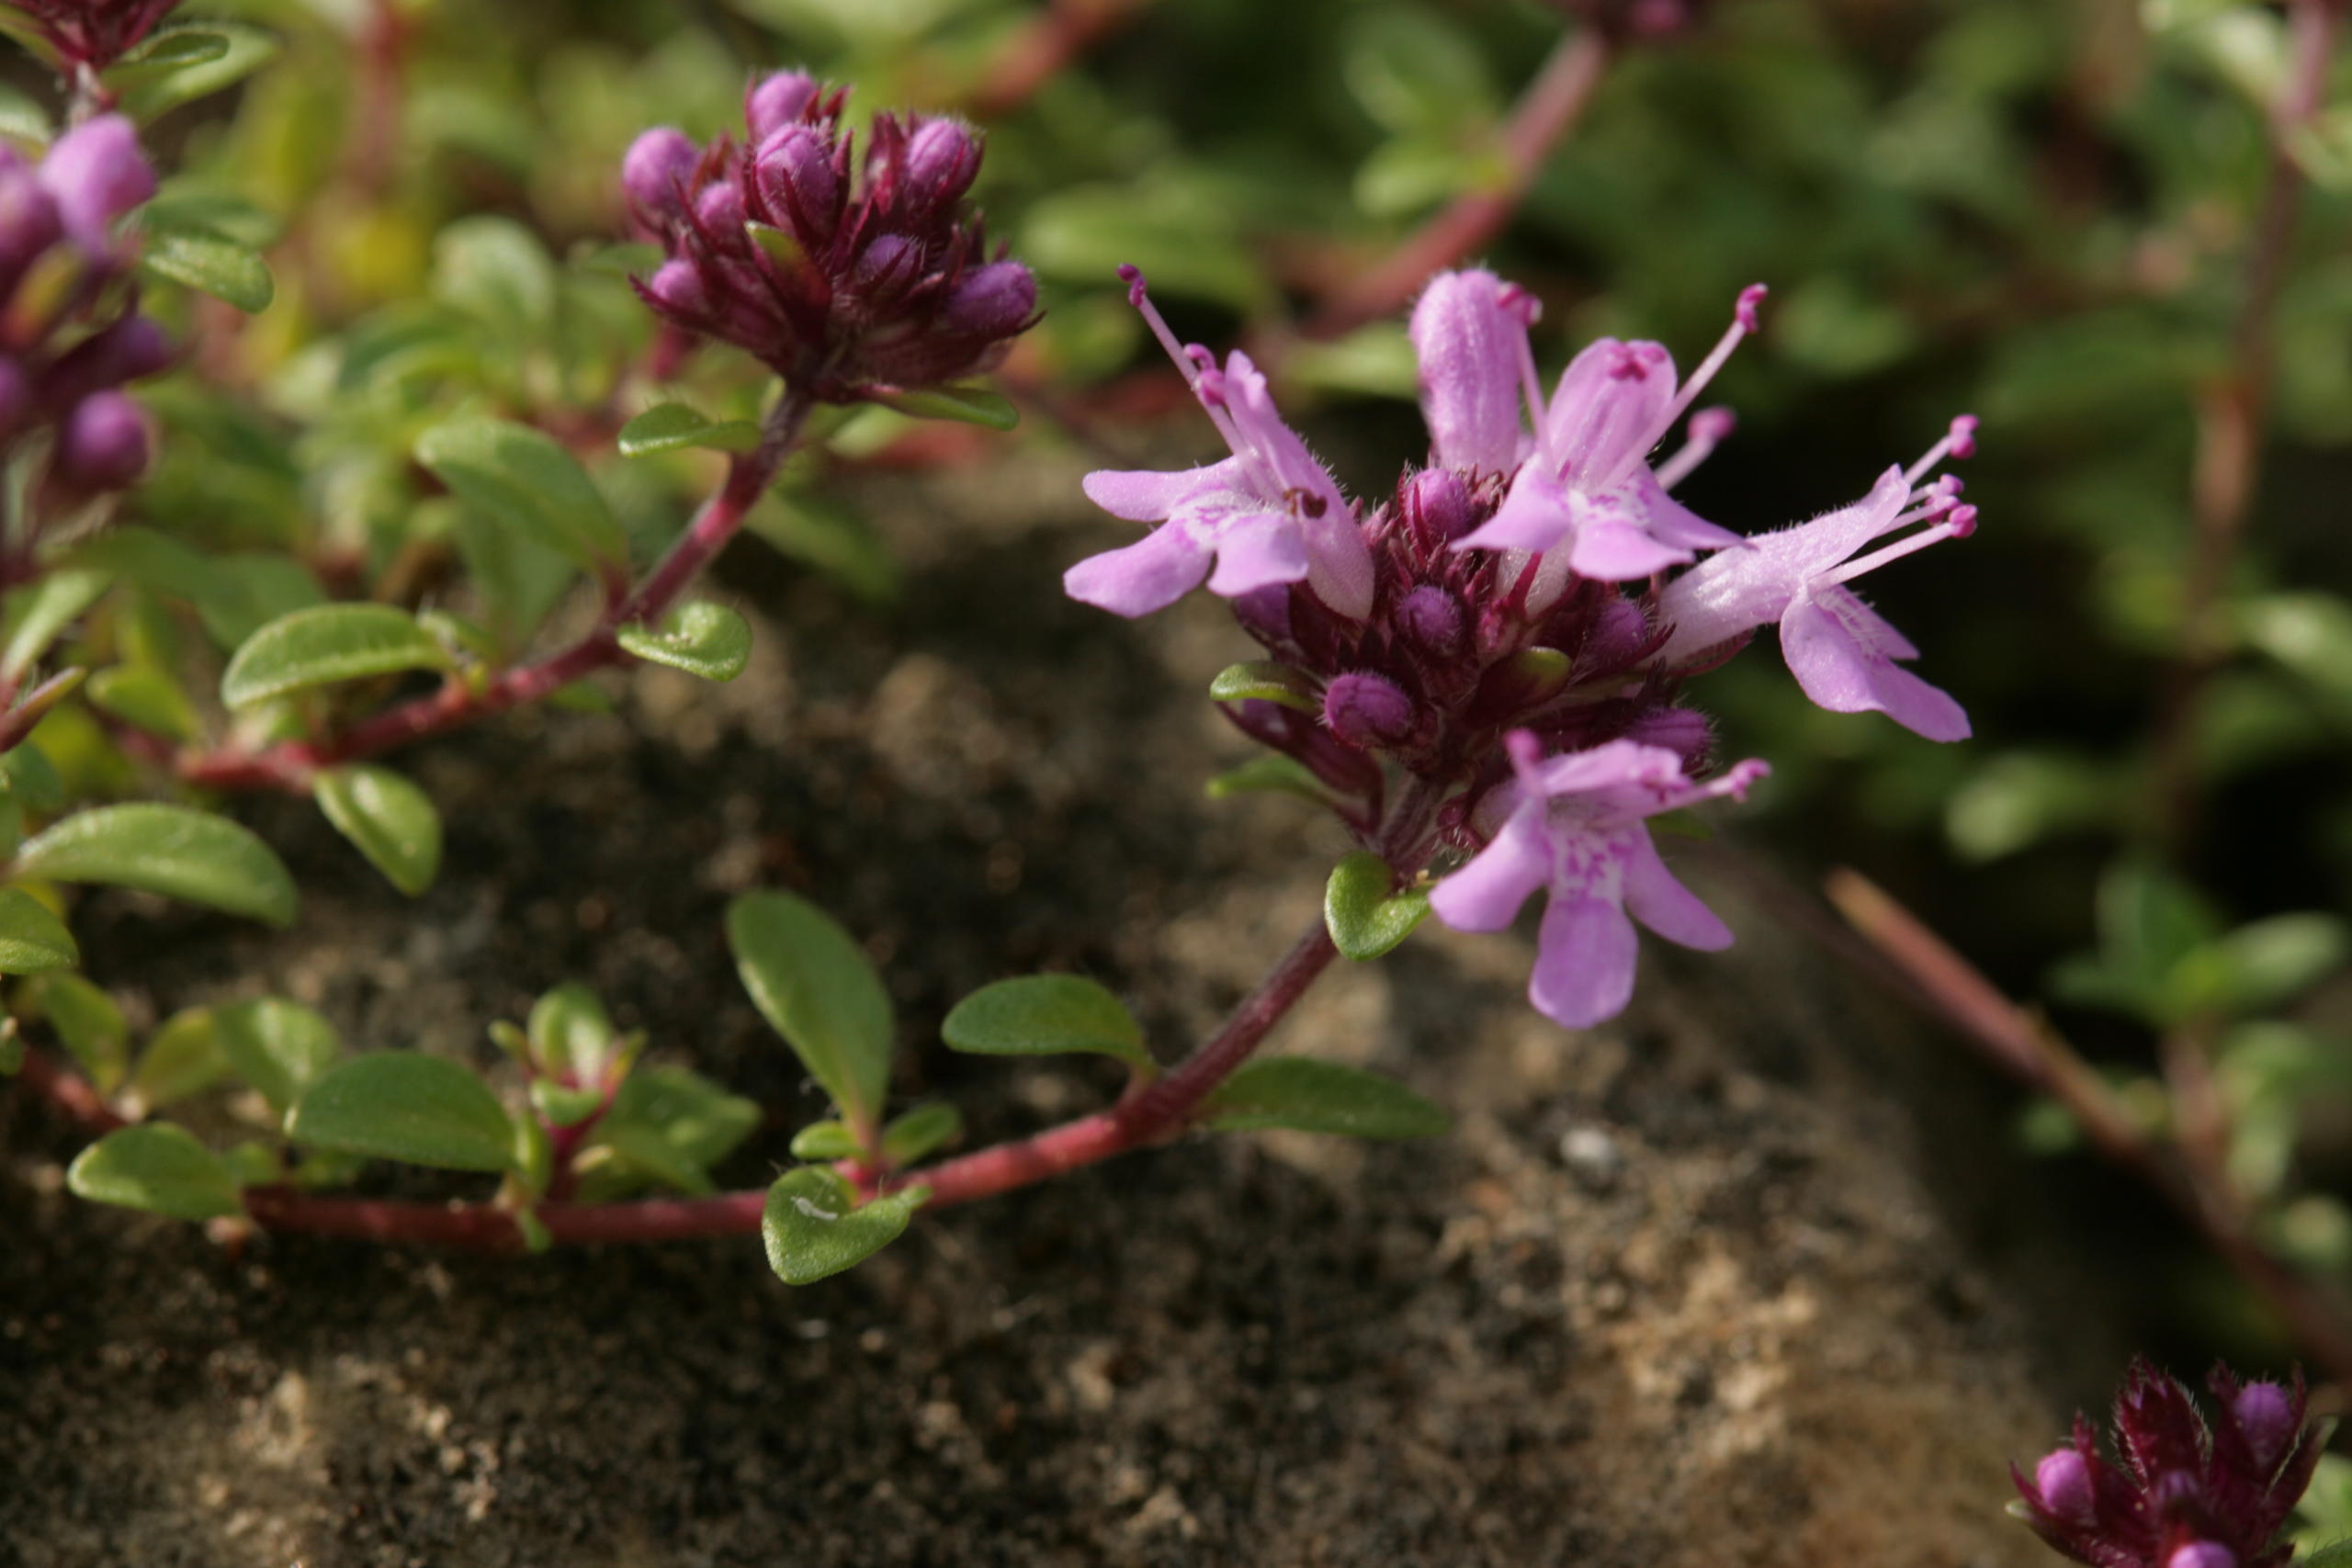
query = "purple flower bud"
(1623, 707, 1713, 771)
(2032, 1450, 2095, 1526)
(0, 164, 63, 284)
(694, 179, 747, 239)
(53, 391, 152, 491)
(2233, 1382, 2297, 1472)
(940, 261, 1035, 339)
(852, 234, 922, 298)
(39, 115, 154, 253)
(1397, 585, 1464, 656)
(901, 118, 981, 208)
(2168, 1545, 2235, 1568)
(746, 71, 823, 141)
(754, 125, 841, 241)
(1323, 671, 1417, 750)
(622, 127, 699, 225)
(1401, 467, 1474, 545)
(43, 313, 172, 406)
(1579, 596, 1652, 672)
(643, 257, 711, 318)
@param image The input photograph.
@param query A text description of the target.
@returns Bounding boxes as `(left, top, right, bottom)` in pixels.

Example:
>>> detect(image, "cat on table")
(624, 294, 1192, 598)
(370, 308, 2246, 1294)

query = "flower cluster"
(0, 0, 180, 72)
(2012, 1361, 2321, 1568)
(622, 72, 1037, 401)
(1, 115, 167, 531)
(1066, 265, 1976, 1028)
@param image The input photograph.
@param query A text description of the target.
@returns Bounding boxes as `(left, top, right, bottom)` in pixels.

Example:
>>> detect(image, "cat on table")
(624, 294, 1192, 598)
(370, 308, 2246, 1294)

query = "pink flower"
(1064, 268, 1374, 620)
(1430, 735, 1766, 1029)
(1653, 420, 1980, 741)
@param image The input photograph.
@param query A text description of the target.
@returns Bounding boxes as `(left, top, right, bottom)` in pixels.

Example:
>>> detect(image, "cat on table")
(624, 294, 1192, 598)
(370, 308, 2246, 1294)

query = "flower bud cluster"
(2013, 1361, 2320, 1568)
(1, 0, 180, 72)
(1, 117, 166, 521)
(622, 73, 1037, 400)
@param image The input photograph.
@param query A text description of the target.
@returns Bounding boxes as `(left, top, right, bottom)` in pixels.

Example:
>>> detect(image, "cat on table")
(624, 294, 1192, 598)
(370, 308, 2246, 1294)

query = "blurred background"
(14, 0, 2352, 1505)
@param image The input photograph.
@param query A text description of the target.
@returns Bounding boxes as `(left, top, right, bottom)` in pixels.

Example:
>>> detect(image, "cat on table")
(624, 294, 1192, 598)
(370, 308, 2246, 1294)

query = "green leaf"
(2211, 914, 2349, 1015)
(220, 604, 451, 708)
(313, 766, 443, 897)
(0, 743, 63, 813)
(617, 403, 763, 458)
(941, 975, 1151, 1069)
(745, 494, 900, 607)
(86, 664, 199, 743)
(141, 225, 274, 313)
(789, 1120, 862, 1161)
(880, 1103, 961, 1167)
(1209, 660, 1320, 712)
(871, 385, 1019, 432)
(526, 982, 616, 1080)
(0, 887, 77, 974)
(1204, 754, 1329, 806)
(584, 1064, 761, 1197)
(761, 1168, 926, 1285)
(214, 998, 339, 1112)
(1200, 1058, 1451, 1139)
(15, 804, 298, 926)
(745, 220, 807, 273)
(726, 891, 895, 1131)
(67, 1124, 243, 1221)
(0, 570, 111, 681)
(125, 1008, 231, 1110)
(529, 1081, 605, 1129)
(1324, 852, 1430, 962)
(17, 972, 127, 1091)
(415, 416, 628, 570)
(431, 215, 557, 333)
(118, 20, 278, 118)
(617, 602, 752, 682)
(101, 27, 230, 87)
(287, 1054, 515, 1172)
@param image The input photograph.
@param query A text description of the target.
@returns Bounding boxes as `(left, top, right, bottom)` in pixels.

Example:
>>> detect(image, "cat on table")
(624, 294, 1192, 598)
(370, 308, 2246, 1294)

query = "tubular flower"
(621, 71, 1037, 400)
(1430, 735, 1767, 1029)
(2011, 1361, 2320, 1568)
(1, 0, 180, 72)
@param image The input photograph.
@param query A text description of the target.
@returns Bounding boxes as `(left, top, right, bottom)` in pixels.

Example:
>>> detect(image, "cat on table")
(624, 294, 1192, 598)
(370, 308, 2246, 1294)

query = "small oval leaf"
(87, 664, 199, 742)
(617, 602, 752, 682)
(15, 803, 298, 926)
(416, 416, 628, 570)
(1325, 852, 1430, 962)
(67, 1123, 243, 1220)
(1, 569, 111, 680)
(761, 1168, 926, 1285)
(880, 1102, 962, 1167)
(215, 998, 339, 1112)
(941, 975, 1150, 1068)
(1209, 660, 1320, 712)
(220, 604, 451, 709)
(726, 891, 894, 1131)
(872, 385, 1019, 431)
(1204, 755, 1329, 806)
(788, 1120, 862, 1161)
(124, 1008, 231, 1110)
(1199, 1057, 1451, 1139)
(287, 1053, 515, 1172)
(141, 226, 274, 313)
(0, 886, 77, 974)
(617, 403, 763, 458)
(313, 765, 443, 897)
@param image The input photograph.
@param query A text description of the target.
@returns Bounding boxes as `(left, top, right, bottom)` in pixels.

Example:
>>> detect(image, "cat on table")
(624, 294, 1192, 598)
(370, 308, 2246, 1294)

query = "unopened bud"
(694, 179, 746, 238)
(900, 118, 980, 209)
(44, 313, 172, 406)
(852, 234, 922, 298)
(1579, 596, 1652, 672)
(54, 391, 153, 491)
(1323, 671, 1417, 750)
(39, 115, 154, 253)
(1396, 585, 1464, 656)
(2032, 1450, 2095, 1526)
(1623, 707, 1712, 771)
(940, 260, 1035, 338)
(746, 71, 823, 141)
(2233, 1382, 2298, 1472)
(1401, 467, 1473, 544)
(0, 166, 62, 284)
(644, 257, 710, 318)
(621, 128, 699, 225)
(754, 125, 841, 241)
(2168, 1545, 2234, 1568)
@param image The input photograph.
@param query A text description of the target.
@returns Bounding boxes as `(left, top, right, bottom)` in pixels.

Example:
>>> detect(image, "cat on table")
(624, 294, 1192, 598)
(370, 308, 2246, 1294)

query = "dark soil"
(3, 448, 2091, 1566)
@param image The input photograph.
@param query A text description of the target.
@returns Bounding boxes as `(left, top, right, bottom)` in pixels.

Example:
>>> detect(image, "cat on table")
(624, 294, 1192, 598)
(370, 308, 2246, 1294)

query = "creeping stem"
(176, 390, 812, 795)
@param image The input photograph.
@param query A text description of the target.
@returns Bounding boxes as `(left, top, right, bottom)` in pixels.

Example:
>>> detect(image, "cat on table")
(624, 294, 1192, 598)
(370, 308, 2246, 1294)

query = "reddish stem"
(175, 392, 810, 795)
(1302, 27, 1612, 341)
(13, 1043, 129, 1134)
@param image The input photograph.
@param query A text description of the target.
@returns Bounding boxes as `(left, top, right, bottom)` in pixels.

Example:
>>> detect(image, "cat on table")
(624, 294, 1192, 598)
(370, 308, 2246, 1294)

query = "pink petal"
(1618, 467, 1740, 552)
(1063, 524, 1214, 617)
(1455, 468, 1573, 554)
(1546, 338, 1675, 486)
(1566, 506, 1693, 582)
(1410, 270, 1527, 476)
(1205, 512, 1310, 597)
(1622, 829, 1734, 951)
(1302, 506, 1376, 620)
(1430, 809, 1551, 932)
(1781, 587, 1970, 741)
(1528, 894, 1639, 1030)
(1082, 459, 1245, 522)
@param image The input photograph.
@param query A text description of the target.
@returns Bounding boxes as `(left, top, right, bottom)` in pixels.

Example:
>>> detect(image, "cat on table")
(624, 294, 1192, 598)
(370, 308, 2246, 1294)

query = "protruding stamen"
(1903, 412, 1979, 488)
(1824, 509, 1977, 587)
(1654, 405, 1735, 491)
(1497, 281, 1542, 328)
(1120, 265, 1203, 390)
(1512, 315, 1554, 469)
(1611, 283, 1766, 491)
